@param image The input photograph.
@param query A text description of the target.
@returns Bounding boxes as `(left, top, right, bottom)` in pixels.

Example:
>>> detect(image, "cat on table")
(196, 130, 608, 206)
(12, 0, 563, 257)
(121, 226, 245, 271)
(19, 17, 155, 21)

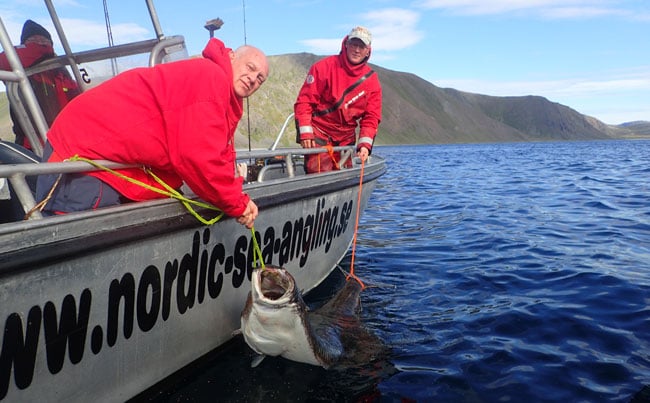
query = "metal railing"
(0, 1, 360, 222)
(270, 113, 296, 150)
(0, 1, 186, 158)
(0, 146, 358, 221)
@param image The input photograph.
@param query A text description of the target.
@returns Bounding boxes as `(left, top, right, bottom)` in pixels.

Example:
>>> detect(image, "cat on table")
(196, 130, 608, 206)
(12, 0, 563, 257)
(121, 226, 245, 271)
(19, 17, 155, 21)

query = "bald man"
(36, 39, 268, 228)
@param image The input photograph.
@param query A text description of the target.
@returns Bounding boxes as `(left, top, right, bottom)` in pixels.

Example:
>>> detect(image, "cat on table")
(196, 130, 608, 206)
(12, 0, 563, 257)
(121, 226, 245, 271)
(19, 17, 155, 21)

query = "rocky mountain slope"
(2, 53, 648, 147)
(237, 53, 647, 148)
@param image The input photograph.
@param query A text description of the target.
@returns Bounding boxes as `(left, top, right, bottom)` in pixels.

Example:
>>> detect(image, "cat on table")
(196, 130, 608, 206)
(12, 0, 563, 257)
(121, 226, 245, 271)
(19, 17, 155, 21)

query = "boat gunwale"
(0, 154, 386, 274)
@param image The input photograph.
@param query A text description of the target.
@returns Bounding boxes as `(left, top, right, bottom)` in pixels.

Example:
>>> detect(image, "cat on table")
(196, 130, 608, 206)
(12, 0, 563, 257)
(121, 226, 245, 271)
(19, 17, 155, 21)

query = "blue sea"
(147, 140, 650, 402)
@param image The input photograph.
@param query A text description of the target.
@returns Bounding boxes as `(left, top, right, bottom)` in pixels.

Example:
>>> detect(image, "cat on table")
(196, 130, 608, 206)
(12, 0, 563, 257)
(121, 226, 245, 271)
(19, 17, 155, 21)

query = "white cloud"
(58, 18, 150, 48)
(435, 67, 650, 98)
(299, 38, 340, 55)
(433, 67, 650, 124)
(417, 0, 643, 19)
(0, 5, 150, 49)
(541, 6, 624, 18)
(300, 8, 425, 54)
(360, 8, 425, 51)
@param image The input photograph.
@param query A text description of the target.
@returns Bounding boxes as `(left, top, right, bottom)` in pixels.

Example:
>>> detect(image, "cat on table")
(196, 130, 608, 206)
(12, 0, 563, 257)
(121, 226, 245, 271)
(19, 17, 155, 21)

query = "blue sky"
(1, 0, 649, 124)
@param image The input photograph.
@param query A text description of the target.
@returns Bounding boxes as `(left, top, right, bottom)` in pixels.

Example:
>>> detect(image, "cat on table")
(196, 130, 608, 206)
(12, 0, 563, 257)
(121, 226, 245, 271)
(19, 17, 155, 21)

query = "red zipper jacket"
(0, 41, 79, 149)
(294, 36, 382, 151)
(0, 41, 55, 71)
(47, 38, 250, 217)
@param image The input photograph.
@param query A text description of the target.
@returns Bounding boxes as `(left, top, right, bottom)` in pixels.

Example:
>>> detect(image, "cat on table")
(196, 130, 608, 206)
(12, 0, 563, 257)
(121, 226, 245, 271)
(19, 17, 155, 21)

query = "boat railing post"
(0, 16, 47, 156)
(339, 147, 354, 169)
(270, 113, 296, 150)
(145, 0, 166, 40)
(148, 36, 186, 66)
(6, 82, 44, 156)
(8, 173, 41, 220)
(44, 0, 87, 92)
(285, 153, 295, 178)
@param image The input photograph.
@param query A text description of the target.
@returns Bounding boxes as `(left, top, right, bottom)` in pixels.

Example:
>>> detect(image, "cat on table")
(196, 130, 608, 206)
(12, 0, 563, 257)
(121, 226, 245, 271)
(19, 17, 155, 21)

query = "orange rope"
(325, 144, 340, 170)
(347, 158, 366, 289)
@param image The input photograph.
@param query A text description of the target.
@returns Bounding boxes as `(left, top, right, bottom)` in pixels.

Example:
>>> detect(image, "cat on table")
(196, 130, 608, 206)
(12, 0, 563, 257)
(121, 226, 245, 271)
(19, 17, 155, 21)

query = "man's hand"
(237, 199, 258, 229)
(301, 139, 317, 148)
(357, 146, 369, 162)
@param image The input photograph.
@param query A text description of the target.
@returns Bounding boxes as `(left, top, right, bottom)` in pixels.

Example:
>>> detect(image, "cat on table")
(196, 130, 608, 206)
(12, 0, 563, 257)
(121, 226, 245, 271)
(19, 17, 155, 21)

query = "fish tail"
(346, 272, 366, 289)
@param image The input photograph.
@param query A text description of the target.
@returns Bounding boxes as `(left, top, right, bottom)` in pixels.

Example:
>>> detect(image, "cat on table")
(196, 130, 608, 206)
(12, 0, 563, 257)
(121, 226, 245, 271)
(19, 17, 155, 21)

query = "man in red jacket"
(0, 19, 79, 150)
(35, 38, 268, 228)
(294, 26, 382, 173)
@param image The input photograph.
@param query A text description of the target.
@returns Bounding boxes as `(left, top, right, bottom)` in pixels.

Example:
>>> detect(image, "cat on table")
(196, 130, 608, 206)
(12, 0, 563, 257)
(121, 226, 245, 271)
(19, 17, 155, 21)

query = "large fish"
(239, 265, 376, 369)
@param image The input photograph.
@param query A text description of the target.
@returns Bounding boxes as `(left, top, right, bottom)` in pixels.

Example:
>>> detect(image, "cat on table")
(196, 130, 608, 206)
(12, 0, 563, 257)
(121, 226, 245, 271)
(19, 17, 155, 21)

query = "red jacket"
(0, 41, 79, 149)
(294, 37, 382, 151)
(47, 38, 250, 217)
(0, 41, 54, 71)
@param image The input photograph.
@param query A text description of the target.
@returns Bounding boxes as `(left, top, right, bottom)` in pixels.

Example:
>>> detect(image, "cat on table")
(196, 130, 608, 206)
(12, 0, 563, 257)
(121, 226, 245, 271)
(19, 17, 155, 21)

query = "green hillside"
(237, 53, 647, 148)
(0, 92, 12, 142)
(617, 121, 650, 137)
(2, 54, 648, 148)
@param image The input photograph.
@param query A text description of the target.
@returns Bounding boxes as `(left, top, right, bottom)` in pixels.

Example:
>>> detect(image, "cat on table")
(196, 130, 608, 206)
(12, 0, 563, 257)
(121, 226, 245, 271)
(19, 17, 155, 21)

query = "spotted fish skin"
(240, 265, 363, 368)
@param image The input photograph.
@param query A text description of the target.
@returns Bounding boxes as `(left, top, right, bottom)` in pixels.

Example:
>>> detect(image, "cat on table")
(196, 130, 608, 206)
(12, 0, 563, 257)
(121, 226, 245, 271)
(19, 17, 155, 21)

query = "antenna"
(103, 0, 117, 76)
(242, 0, 252, 152)
(242, 0, 248, 45)
(204, 18, 223, 38)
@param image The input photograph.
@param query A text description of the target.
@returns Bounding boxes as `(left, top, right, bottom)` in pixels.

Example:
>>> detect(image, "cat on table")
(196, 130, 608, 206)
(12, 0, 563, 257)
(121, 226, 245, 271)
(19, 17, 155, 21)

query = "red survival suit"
(0, 39, 79, 149)
(294, 36, 382, 171)
(46, 38, 249, 217)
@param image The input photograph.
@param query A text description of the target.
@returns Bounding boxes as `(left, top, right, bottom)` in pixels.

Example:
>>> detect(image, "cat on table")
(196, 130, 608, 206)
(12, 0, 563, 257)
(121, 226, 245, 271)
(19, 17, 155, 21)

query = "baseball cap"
(348, 26, 372, 46)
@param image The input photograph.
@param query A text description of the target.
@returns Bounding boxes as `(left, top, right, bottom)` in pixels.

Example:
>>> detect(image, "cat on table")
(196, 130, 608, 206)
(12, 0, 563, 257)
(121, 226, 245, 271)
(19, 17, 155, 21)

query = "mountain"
(236, 53, 648, 148)
(1, 53, 648, 146)
(617, 121, 650, 137)
(0, 92, 10, 140)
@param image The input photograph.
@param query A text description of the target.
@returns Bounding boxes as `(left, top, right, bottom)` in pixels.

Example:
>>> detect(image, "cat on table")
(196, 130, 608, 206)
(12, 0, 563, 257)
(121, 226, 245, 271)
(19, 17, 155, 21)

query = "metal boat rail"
(0, 0, 187, 157)
(0, 145, 357, 220)
(0, 2, 387, 400)
(270, 112, 296, 150)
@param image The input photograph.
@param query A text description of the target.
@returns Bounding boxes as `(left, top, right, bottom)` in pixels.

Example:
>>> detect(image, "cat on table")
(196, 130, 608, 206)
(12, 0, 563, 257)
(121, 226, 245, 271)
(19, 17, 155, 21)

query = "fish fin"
(232, 328, 242, 336)
(311, 325, 344, 366)
(251, 354, 266, 368)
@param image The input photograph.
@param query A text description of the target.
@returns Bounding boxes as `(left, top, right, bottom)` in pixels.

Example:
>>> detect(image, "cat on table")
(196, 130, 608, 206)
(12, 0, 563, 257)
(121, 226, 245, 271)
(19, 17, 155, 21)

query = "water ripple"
(361, 141, 650, 402)
(160, 141, 650, 402)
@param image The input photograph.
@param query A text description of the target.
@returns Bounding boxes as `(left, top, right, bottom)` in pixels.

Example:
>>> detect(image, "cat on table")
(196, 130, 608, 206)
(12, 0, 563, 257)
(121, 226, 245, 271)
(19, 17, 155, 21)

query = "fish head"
(241, 265, 320, 365)
(250, 265, 300, 306)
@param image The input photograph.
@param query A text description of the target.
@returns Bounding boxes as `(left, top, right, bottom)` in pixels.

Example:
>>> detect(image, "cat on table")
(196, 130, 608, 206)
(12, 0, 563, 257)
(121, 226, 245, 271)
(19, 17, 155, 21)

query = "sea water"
(146, 140, 650, 402)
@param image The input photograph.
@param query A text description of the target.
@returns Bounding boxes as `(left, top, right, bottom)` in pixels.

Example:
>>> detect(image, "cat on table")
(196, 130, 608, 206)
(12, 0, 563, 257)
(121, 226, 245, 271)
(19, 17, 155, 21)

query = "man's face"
(345, 38, 370, 65)
(231, 48, 269, 98)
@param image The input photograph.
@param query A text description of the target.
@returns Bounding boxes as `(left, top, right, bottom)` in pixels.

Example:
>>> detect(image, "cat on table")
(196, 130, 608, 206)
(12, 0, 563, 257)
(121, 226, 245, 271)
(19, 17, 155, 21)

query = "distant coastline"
(2, 56, 649, 147)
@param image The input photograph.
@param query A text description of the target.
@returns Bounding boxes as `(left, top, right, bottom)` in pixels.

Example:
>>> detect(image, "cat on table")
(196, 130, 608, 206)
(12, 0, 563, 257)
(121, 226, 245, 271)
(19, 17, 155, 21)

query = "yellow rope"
(250, 227, 265, 269)
(69, 155, 224, 225)
(60, 157, 265, 270)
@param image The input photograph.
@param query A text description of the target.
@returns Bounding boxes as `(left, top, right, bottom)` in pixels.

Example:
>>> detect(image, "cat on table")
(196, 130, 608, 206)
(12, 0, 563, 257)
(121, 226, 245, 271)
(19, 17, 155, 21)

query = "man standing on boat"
(294, 26, 382, 173)
(35, 38, 268, 228)
(0, 20, 79, 150)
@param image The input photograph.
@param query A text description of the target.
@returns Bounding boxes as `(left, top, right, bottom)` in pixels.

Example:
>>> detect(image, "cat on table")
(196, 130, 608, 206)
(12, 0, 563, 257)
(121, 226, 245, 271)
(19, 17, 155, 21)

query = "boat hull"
(0, 160, 384, 401)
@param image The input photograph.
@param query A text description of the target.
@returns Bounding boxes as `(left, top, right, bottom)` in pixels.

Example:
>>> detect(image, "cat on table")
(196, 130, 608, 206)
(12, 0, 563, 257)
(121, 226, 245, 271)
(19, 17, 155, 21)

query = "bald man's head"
(230, 45, 269, 98)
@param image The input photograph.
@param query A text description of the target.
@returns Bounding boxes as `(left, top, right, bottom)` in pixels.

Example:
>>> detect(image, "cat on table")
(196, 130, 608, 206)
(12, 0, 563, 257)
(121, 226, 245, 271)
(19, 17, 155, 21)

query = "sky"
(1, 0, 649, 125)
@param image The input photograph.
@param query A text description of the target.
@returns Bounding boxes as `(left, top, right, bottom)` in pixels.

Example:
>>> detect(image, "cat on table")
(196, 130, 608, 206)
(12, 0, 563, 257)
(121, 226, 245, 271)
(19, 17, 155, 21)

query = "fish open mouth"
(257, 267, 294, 302)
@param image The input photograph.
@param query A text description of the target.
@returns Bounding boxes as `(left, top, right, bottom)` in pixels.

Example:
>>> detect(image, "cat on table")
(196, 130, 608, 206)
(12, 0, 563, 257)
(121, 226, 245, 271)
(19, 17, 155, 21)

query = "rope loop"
(250, 226, 265, 270)
(325, 144, 340, 170)
(347, 158, 366, 289)
(68, 155, 224, 225)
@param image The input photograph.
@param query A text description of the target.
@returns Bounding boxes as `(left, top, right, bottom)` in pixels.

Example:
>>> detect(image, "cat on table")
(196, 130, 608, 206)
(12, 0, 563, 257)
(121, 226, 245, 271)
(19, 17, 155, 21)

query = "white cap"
(348, 26, 372, 46)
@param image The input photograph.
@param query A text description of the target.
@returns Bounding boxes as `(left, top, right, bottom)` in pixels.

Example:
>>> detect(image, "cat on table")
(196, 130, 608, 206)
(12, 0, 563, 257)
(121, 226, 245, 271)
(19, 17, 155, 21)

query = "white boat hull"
(0, 159, 384, 401)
